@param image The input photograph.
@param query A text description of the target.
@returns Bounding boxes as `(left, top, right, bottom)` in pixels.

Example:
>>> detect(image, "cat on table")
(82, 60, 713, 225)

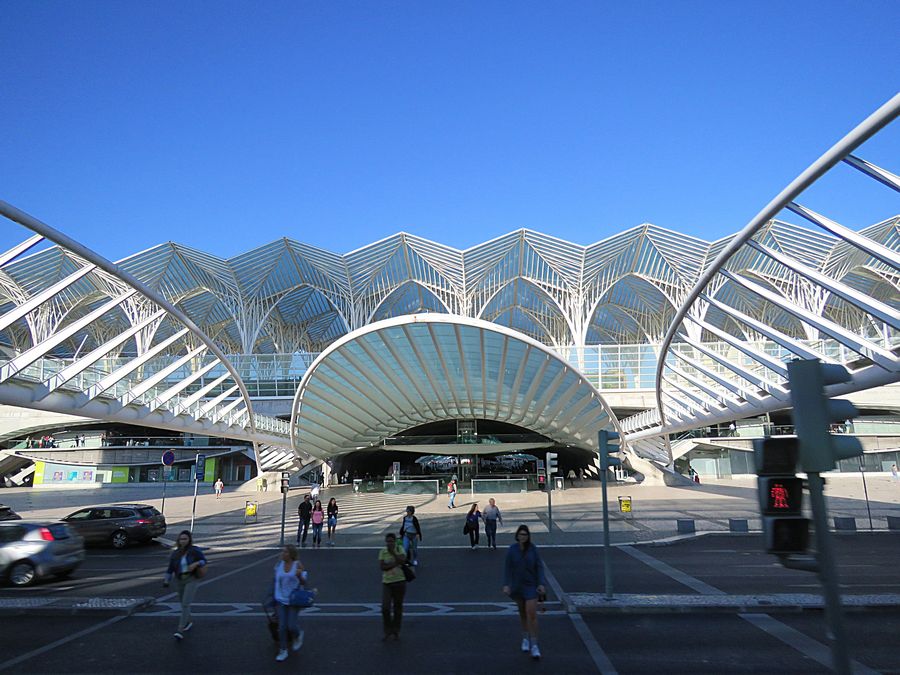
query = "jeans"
(468, 525, 480, 547)
(485, 518, 498, 548)
(176, 576, 198, 630)
(276, 602, 299, 650)
(312, 523, 323, 545)
(402, 534, 418, 563)
(448, 491, 456, 508)
(381, 581, 406, 636)
(297, 518, 310, 543)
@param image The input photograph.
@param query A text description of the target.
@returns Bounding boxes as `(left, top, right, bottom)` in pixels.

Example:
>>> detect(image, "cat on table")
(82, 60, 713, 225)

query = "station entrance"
(331, 419, 593, 494)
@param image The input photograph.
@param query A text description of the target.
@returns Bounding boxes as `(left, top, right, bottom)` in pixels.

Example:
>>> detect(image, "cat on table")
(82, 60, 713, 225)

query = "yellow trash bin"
(618, 496, 632, 513)
(244, 501, 258, 523)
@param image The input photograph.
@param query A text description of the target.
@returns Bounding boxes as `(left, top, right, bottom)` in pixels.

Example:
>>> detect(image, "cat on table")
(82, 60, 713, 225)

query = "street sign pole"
(190, 474, 199, 532)
(601, 455, 612, 600)
(189, 453, 205, 533)
(161, 468, 168, 515)
(160, 451, 175, 516)
(279, 472, 291, 546)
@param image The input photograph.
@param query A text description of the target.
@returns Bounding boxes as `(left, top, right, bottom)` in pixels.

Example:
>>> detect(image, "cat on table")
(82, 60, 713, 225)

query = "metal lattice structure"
(290, 314, 621, 458)
(0, 95, 897, 475)
(0, 203, 300, 473)
(621, 93, 900, 465)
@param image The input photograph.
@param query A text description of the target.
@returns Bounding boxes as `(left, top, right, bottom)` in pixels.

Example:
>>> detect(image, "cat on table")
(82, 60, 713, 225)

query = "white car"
(0, 521, 85, 586)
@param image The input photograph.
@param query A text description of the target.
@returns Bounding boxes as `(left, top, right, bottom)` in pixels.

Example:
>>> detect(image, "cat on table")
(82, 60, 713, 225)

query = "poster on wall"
(82, 471, 93, 481)
(53, 471, 63, 481)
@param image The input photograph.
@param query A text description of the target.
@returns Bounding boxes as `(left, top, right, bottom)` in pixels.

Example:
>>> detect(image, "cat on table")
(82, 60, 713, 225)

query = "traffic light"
(754, 436, 809, 554)
(598, 429, 622, 471)
(546, 452, 558, 476)
(280, 471, 291, 494)
(788, 359, 863, 474)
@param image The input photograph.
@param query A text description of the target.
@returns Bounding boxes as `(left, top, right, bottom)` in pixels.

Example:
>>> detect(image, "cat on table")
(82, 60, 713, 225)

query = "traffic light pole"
(601, 460, 612, 600)
(807, 472, 851, 675)
(279, 486, 288, 547)
(547, 482, 552, 532)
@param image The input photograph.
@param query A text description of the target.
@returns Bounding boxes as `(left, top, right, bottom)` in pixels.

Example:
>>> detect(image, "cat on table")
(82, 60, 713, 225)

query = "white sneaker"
(292, 630, 304, 651)
(530, 643, 541, 660)
(520, 636, 530, 652)
(276, 649, 289, 662)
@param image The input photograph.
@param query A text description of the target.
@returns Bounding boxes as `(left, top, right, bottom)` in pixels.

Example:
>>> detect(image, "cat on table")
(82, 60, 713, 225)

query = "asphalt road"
(1, 535, 899, 673)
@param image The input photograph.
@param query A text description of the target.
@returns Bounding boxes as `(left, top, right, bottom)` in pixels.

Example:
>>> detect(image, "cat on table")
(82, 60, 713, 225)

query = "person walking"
(163, 530, 208, 640)
(214, 477, 224, 500)
(399, 505, 422, 566)
(483, 498, 503, 549)
(310, 481, 320, 501)
(311, 500, 324, 548)
(297, 494, 313, 546)
(326, 497, 338, 546)
(447, 477, 458, 509)
(272, 544, 306, 662)
(503, 525, 546, 660)
(465, 503, 483, 549)
(892, 463, 899, 483)
(379, 532, 407, 641)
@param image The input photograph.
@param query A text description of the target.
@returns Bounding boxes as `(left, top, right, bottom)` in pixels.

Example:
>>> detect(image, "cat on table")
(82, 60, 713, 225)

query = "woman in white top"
(273, 545, 306, 662)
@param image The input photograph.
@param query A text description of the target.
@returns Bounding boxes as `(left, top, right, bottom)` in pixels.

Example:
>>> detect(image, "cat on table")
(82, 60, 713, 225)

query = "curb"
(0, 596, 155, 617)
(570, 593, 900, 614)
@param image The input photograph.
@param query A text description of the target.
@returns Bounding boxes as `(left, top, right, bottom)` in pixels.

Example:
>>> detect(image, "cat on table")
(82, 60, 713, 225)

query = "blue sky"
(1, 1, 898, 261)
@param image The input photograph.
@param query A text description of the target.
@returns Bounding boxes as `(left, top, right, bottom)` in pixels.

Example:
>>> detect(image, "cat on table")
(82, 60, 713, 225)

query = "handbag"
(462, 522, 470, 535)
(401, 563, 416, 583)
(289, 587, 316, 608)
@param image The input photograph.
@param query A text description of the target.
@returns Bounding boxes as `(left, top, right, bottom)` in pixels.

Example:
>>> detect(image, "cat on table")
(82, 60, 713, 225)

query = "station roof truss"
(290, 314, 620, 459)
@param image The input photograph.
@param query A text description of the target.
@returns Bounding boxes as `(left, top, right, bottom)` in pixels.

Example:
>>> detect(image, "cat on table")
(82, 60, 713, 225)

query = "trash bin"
(244, 501, 258, 523)
(618, 496, 632, 513)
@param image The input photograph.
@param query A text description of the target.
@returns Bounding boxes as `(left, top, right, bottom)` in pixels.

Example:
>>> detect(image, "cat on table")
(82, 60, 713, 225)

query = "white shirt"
(274, 561, 300, 605)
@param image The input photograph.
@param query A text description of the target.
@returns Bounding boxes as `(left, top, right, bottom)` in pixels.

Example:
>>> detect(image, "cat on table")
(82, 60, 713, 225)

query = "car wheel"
(9, 561, 36, 587)
(110, 530, 129, 549)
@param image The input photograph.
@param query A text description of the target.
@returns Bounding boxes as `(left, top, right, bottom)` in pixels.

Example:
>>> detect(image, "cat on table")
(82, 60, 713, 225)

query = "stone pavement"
(2, 472, 899, 550)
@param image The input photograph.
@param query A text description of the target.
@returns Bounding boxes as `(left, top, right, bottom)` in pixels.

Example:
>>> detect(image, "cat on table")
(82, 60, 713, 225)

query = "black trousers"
(297, 518, 311, 543)
(468, 526, 480, 546)
(381, 581, 406, 636)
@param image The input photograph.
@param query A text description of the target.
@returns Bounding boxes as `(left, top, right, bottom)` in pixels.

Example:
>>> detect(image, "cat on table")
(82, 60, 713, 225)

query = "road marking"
(0, 614, 128, 673)
(620, 545, 725, 595)
(0, 549, 277, 672)
(543, 559, 618, 674)
(739, 613, 879, 675)
(621, 546, 880, 672)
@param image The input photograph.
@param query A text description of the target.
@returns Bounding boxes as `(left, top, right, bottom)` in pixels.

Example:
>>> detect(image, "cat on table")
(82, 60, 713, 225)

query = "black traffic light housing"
(754, 436, 810, 555)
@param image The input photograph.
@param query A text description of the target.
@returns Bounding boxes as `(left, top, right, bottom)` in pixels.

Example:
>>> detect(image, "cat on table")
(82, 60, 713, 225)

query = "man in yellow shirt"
(378, 532, 407, 640)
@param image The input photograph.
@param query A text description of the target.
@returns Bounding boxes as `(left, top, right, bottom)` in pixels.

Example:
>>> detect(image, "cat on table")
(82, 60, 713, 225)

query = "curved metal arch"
(627, 93, 900, 453)
(475, 276, 577, 345)
(0, 201, 294, 474)
(704, 270, 807, 339)
(367, 278, 452, 324)
(582, 272, 678, 345)
(289, 313, 627, 460)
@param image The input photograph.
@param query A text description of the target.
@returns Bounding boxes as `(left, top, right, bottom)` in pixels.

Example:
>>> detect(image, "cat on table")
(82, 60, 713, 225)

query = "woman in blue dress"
(502, 524, 546, 660)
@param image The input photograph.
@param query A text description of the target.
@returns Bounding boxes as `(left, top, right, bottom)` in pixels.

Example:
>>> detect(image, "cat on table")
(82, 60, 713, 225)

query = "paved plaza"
(2, 479, 900, 673)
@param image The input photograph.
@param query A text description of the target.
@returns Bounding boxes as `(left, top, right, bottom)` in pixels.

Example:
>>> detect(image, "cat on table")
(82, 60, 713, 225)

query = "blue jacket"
(165, 545, 207, 581)
(504, 543, 546, 591)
